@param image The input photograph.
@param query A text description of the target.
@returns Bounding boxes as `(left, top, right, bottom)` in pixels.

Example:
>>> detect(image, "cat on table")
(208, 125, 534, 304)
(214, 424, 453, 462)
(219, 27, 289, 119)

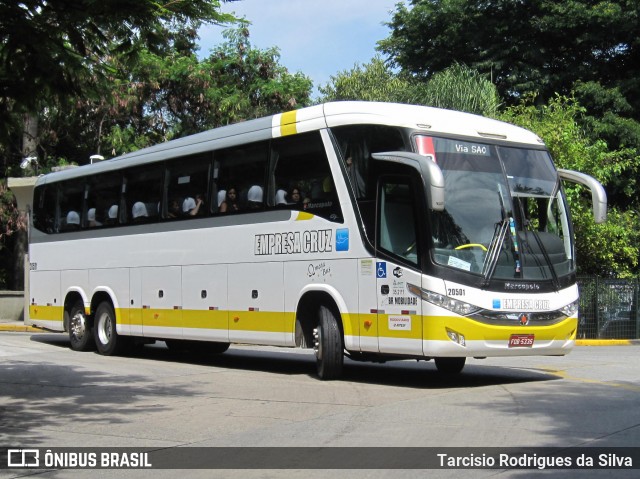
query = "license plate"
(509, 334, 534, 348)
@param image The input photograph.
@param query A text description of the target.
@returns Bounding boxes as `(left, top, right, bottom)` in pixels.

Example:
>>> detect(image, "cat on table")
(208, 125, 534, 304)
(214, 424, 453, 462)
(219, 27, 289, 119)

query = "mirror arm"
(558, 169, 607, 223)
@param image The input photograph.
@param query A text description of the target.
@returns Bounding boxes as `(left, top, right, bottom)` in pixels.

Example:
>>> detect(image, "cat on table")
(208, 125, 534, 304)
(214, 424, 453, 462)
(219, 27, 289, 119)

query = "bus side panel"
(129, 268, 143, 336)
(228, 262, 285, 346)
(29, 270, 63, 331)
(89, 268, 130, 335)
(284, 258, 360, 350)
(182, 264, 229, 342)
(141, 266, 182, 340)
(61, 269, 88, 306)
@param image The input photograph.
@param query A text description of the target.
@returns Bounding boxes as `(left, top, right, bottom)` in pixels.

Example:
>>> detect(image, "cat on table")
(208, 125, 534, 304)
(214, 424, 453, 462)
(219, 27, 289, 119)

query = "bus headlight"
(406, 283, 481, 316)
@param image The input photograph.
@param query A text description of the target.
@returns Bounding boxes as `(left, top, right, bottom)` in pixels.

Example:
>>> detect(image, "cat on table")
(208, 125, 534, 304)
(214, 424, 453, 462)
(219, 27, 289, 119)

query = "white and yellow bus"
(28, 101, 606, 379)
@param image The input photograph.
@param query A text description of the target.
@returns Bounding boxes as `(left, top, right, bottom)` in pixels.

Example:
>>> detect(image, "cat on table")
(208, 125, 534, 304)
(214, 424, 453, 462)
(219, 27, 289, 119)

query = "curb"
(576, 339, 638, 346)
(0, 324, 46, 333)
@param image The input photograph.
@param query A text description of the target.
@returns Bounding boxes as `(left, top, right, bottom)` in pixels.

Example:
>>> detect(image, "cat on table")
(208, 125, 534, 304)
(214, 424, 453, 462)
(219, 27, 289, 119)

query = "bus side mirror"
(558, 169, 607, 224)
(372, 152, 445, 211)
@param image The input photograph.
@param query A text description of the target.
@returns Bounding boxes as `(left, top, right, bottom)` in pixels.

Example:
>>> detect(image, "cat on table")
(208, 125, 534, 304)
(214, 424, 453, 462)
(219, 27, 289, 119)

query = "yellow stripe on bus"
(280, 110, 297, 136)
(29, 305, 63, 322)
(423, 315, 577, 342)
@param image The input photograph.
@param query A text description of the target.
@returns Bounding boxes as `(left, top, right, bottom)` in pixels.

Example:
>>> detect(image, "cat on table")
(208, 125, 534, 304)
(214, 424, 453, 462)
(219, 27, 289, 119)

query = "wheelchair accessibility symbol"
(376, 262, 387, 278)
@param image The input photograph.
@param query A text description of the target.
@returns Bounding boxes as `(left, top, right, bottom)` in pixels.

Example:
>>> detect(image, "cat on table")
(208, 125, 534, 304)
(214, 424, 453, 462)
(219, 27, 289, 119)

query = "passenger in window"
(246, 185, 263, 210)
(183, 194, 204, 216)
(87, 208, 102, 227)
(217, 190, 226, 209)
(167, 199, 181, 218)
(290, 188, 302, 205)
(132, 202, 148, 222)
(220, 187, 240, 213)
(107, 205, 119, 225)
(275, 189, 289, 206)
(65, 211, 80, 231)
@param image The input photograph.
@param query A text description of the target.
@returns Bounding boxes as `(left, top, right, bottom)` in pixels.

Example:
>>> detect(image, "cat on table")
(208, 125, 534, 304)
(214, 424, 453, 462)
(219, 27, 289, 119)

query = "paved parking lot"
(1, 331, 639, 478)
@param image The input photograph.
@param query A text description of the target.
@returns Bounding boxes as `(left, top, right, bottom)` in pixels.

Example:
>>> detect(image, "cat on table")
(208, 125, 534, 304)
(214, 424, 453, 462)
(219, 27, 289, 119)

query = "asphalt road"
(1, 331, 639, 479)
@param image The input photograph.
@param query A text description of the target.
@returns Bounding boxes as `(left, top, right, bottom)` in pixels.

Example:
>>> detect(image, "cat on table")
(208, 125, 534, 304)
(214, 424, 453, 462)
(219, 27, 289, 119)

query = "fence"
(577, 276, 640, 339)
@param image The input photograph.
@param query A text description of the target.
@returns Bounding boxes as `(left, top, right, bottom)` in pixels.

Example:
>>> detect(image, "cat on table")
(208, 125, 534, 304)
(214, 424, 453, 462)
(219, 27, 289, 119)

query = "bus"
(28, 101, 607, 379)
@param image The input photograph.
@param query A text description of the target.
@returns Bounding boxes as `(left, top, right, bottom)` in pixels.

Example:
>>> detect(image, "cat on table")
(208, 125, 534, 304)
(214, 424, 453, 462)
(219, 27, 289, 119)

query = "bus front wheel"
(93, 301, 125, 356)
(314, 305, 344, 380)
(434, 357, 466, 375)
(68, 301, 94, 351)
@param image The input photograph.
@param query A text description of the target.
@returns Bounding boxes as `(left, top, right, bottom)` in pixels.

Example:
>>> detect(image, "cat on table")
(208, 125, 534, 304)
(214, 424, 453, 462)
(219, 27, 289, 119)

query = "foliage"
(0, 0, 235, 116)
(319, 59, 500, 116)
(0, 0, 238, 172)
(154, 27, 313, 137)
(318, 57, 419, 103)
(499, 95, 640, 276)
(0, 179, 27, 289)
(0, 180, 25, 247)
(380, 1, 640, 111)
(421, 64, 500, 117)
(2, 22, 313, 169)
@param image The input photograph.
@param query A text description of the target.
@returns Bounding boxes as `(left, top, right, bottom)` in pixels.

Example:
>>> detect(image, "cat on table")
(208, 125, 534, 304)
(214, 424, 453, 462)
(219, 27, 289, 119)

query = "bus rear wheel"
(434, 357, 466, 375)
(93, 301, 125, 356)
(314, 305, 344, 380)
(68, 301, 94, 351)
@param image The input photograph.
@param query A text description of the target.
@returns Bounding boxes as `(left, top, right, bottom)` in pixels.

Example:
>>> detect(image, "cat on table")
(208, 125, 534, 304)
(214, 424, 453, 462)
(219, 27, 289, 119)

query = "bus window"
(215, 141, 268, 212)
(271, 131, 343, 223)
(123, 165, 163, 224)
(59, 180, 85, 232)
(378, 177, 419, 266)
(86, 172, 122, 227)
(166, 153, 212, 218)
(331, 125, 407, 200)
(33, 185, 59, 233)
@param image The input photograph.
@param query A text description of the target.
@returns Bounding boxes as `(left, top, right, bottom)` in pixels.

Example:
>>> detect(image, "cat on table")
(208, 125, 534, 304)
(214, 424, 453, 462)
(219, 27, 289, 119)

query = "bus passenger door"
(375, 176, 423, 356)
(141, 266, 182, 339)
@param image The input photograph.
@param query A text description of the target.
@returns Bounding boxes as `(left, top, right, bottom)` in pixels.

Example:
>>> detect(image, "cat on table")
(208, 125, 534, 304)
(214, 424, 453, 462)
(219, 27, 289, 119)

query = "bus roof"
(35, 102, 545, 186)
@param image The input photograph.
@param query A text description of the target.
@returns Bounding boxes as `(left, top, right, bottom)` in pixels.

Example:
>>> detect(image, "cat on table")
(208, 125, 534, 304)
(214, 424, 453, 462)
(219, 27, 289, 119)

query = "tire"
(67, 300, 94, 351)
(93, 301, 125, 356)
(434, 357, 466, 375)
(314, 305, 344, 380)
(206, 342, 230, 355)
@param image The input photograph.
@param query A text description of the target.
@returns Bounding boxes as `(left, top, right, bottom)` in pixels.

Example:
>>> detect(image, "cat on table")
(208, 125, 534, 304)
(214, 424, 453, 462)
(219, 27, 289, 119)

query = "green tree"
(46, 26, 313, 159)
(380, 1, 640, 112)
(0, 0, 237, 172)
(0, 180, 27, 289)
(422, 64, 500, 117)
(319, 59, 499, 116)
(318, 57, 419, 103)
(0, 0, 235, 116)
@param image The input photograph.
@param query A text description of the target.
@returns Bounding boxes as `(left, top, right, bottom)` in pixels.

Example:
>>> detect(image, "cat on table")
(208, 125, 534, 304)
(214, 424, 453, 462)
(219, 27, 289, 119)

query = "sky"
(197, 0, 399, 97)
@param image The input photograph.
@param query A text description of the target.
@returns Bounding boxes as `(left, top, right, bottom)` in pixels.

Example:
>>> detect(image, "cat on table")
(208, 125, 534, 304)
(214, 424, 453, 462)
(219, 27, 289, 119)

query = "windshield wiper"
(515, 197, 561, 290)
(481, 217, 509, 288)
(527, 229, 560, 290)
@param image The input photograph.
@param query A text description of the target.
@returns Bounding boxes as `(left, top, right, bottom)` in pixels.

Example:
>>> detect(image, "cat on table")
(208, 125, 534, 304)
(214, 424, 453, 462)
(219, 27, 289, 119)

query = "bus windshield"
(420, 136, 574, 283)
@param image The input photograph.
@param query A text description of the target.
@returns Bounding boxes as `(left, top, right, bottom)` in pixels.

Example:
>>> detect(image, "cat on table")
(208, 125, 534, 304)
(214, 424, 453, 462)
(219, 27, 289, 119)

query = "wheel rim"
(70, 312, 86, 341)
(97, 312, 112, 345)
(313, 326, 323, 360)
